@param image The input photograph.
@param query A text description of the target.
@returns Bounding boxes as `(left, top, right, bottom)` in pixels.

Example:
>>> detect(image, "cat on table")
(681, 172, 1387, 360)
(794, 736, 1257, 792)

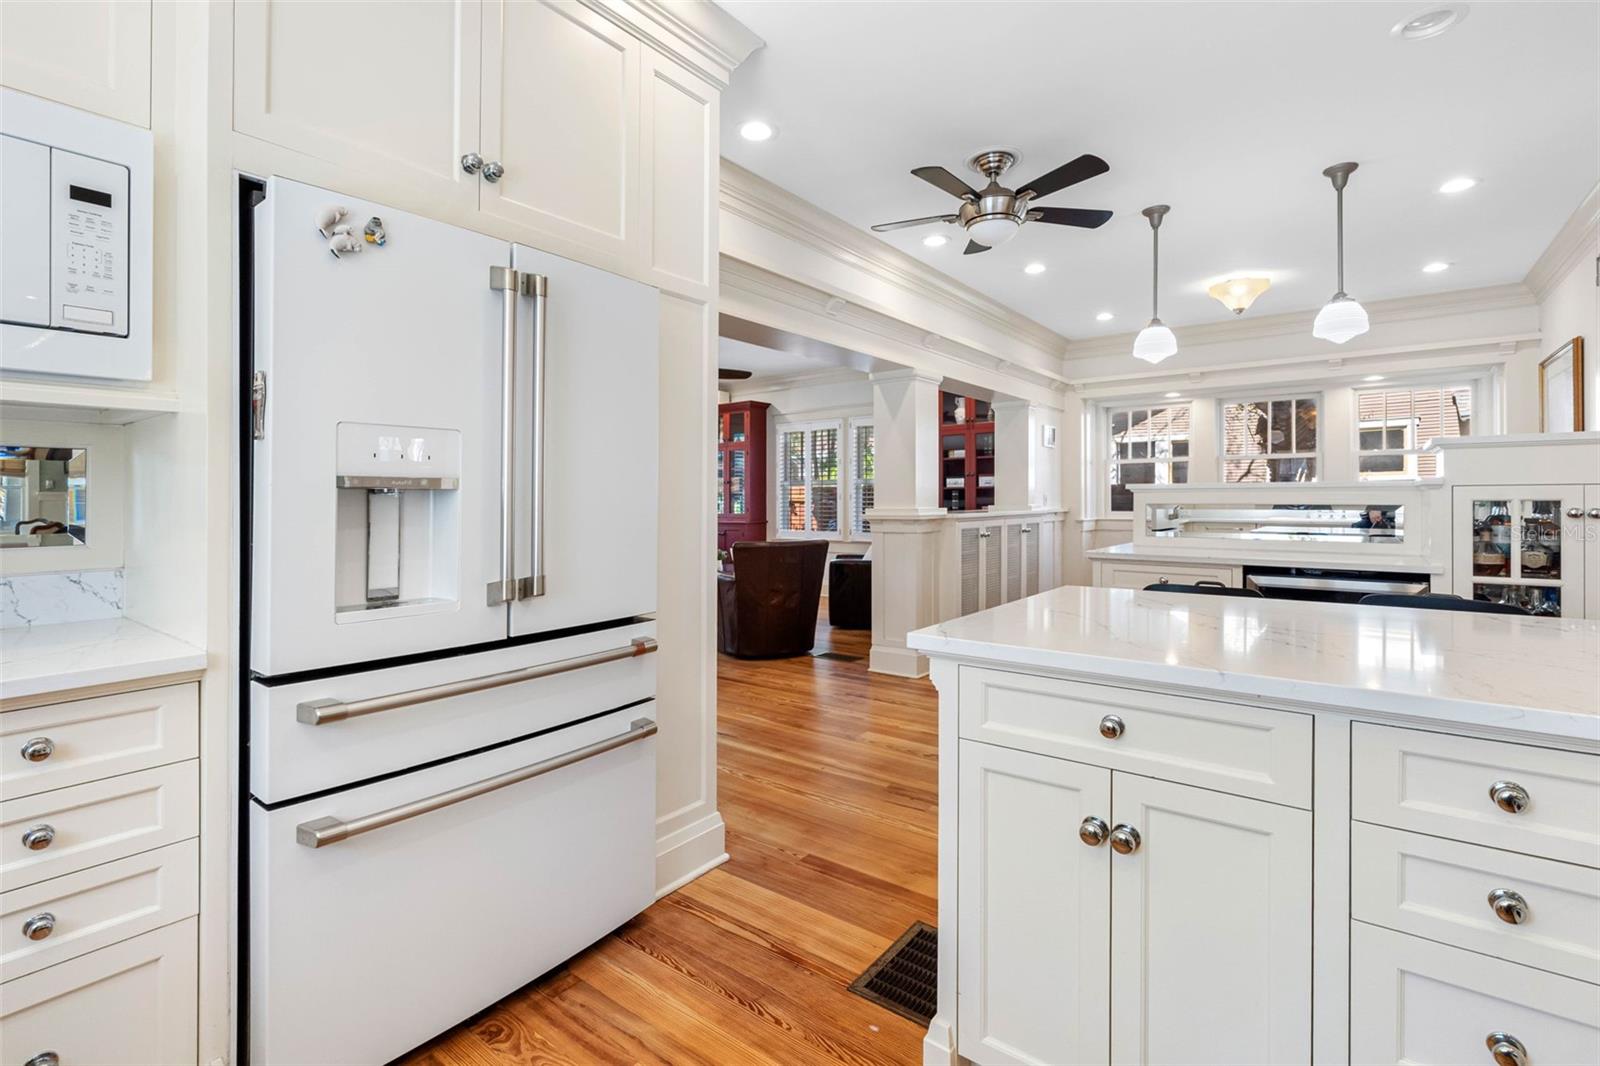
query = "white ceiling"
(718, 1, 1599, 344)
(718, 336, 853, 381)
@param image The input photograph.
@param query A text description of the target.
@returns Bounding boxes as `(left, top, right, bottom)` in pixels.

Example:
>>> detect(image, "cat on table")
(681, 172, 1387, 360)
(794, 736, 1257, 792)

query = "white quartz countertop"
(1, 618, 207, 702)
(1084, 540, 1446, 575)
(908, 585, 1600, 741)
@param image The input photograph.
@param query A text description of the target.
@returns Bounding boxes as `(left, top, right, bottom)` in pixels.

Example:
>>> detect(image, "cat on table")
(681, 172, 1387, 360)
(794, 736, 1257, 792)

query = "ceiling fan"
(718, 368, 753, 380)
(871, 150, 1113, 254)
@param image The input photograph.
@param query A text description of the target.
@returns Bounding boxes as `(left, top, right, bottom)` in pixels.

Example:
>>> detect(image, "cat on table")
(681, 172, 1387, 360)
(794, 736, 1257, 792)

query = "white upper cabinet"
(478, 0, 637, 270)
(234, 0, 482, 211)
(0, 0, 151, 126)
(640, 50, 716, 293)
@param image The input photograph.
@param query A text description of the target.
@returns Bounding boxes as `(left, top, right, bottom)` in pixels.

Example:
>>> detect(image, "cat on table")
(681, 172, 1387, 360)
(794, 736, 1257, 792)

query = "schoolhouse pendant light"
(1312, 162, 1370, 345)
(1132, 205, 1177, 364)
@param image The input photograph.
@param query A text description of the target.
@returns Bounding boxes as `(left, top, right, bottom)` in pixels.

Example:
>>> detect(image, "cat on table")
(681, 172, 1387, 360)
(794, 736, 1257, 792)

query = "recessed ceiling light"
(1164, 391, 1182, 399)
(1363, 374, 1386, 382)
(923, 234, 948, 248)
(1023, 262, 1047, 275)
(1438, 176, 1477, 194)
(1391, 5, 1469, 41)
(1096, 311, 1115, 322)
(738, 120, 775, 142)
(1422, 261, 1451, 273)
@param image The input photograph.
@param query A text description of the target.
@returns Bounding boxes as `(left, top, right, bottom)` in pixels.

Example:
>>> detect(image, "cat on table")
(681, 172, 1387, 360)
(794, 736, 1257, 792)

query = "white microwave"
(1, 88, 152, 381)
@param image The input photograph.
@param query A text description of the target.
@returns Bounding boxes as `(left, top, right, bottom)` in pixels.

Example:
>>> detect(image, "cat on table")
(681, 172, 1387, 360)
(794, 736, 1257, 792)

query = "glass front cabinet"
(718, 401, 770, 554)
(939, 391, 996, 512)
(1452, 485, 1588, 617)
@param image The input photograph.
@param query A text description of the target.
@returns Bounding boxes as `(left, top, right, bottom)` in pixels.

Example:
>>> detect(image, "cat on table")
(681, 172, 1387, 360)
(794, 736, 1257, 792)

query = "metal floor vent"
(849, 921, 937, 1026)
(811, 650, 864, 662)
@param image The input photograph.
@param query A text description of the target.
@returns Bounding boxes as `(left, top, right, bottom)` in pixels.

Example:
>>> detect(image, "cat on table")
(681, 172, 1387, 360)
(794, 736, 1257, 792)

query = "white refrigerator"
(244, 177, 660, 1064)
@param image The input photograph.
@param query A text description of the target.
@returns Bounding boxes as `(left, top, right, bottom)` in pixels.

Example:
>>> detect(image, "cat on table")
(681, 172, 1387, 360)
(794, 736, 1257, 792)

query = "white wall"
(1534, 232, 1599, 428)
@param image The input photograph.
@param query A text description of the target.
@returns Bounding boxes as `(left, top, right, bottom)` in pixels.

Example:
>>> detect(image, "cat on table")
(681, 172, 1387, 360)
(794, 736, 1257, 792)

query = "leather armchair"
(828, 555, 871, 629)
(716, 540, 829, 658)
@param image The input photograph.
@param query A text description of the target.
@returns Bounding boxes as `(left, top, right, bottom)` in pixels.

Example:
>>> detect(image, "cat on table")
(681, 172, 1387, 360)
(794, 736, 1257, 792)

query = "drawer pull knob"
(482, 160, 506, 183)
(1589, 508, 1600, 520)
(19, 736, 55, 762)
(25, 1053, 60, 1066)
(1489, 780, 1529, 814)
(1486, 1031, 1527, 1066)
(460, 152, 484, 175)
(22, 912, 56, 941)
(1109, 824, 1142, 855)
(1098, 714, 1125, 740)
(1079, 816, 1109, 847)
(21, 824, 55, 851)
(1488, 888, 1529, 925)
(1565, 507, 1584, 519)
(1158, 576, 1170, 584)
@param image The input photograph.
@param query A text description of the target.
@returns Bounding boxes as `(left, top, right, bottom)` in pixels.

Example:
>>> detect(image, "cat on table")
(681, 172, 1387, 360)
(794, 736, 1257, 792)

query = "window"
(851, 419, 875, 536)
(1221, 396, 1319, 483)
(1107, 404, 1190, 512)
(777, 421, 841, 536)
(1355, 383, 1472, 479)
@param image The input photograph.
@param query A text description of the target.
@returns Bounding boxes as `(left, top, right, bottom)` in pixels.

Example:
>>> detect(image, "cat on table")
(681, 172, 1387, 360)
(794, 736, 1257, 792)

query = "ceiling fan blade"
(1017, 154, 1110, 200)
(911, 165, 980, 201)
(870, 214, 958, 232)
(963, 240, 992, 255)
(718, 368, 753, 380)
(1028, 206, 1114, 229)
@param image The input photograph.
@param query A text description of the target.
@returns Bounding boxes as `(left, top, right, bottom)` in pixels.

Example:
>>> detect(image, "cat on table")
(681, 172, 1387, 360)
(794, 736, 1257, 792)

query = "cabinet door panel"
(0, 0, 151, 127)
(1588, 485, 1600, 621)
(1451, 485, 1584, 617)
(642, 51, 714, 292)
(958, 742, 1110, 1066)
(234, 0, 480, 208)
(480, 0, 638, 268)
(1110, 774, 1311, 1066)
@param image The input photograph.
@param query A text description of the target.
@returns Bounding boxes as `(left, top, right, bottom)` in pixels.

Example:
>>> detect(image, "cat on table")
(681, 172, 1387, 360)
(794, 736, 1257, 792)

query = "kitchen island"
(907, 586, 1600, 1066)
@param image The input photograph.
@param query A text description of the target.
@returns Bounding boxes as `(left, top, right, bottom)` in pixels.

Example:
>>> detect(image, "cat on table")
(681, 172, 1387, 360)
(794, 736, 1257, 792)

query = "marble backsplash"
(1, 570, 124, 628)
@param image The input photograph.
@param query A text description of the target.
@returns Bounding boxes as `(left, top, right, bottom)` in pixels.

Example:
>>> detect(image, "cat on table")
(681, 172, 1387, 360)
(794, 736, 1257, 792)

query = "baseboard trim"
(655, 809, 728, 898)
(923, 1014, 958, 1065)
(870, 643, 928, 678)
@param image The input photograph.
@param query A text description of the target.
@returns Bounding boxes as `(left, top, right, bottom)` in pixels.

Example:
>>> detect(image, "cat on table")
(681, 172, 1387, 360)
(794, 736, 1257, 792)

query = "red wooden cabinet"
(717, 401, 769, 551)
(939, 391, 995, 512)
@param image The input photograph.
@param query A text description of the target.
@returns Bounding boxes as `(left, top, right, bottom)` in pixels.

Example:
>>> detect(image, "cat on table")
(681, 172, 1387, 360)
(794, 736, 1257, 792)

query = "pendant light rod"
(1322, 162, 1357, 298)
(1141, 204, 1170, 320)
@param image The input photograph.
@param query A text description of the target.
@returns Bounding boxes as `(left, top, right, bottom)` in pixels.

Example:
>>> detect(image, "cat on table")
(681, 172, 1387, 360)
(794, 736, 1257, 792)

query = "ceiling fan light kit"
(1208, 276, 1271, 315)
(1132, 204, 1178, 365)
(1312, 161, 1371, 345)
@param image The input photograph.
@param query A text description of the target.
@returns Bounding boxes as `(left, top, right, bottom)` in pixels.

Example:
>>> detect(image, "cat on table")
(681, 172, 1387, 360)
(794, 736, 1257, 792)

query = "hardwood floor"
(401, 620, 939, 1065)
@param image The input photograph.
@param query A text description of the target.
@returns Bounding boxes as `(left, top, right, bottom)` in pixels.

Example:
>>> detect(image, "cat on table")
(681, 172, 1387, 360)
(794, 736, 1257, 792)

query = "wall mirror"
(0, 445, 89, 547)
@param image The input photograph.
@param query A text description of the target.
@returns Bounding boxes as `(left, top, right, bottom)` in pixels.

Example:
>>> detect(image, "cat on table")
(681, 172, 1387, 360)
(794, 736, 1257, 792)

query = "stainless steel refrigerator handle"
(295, 636, 658, 725)
(295, 716, 656, 848)
(487, 265, 521, 606)
(519, 273, 549, 600)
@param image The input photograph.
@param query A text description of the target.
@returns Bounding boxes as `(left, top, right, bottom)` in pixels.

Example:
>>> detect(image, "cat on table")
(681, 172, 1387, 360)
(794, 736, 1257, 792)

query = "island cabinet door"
(1108, 774, 1311, 1066)
(958, 742, 1111, 1066)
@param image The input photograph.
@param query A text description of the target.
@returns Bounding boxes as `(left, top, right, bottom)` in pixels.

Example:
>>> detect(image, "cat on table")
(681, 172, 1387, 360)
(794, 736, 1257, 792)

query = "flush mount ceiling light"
(1312, 162, 1370, 345)
(1164, 391, 1182, 399)
(923, 233, 949, 248)
(1422, 260, 1451, 273)
(1391, 5, 1469, 41)
(1132, 205, 1178, 364)
(1096, 311, 1115, 322)
(738, 119, 774, 142)
(1439, 175, 1478, 194)
(1363, 375, 1386, 382)
(1207, 276, 1271, 315)
(1023, 262, 1047, 275)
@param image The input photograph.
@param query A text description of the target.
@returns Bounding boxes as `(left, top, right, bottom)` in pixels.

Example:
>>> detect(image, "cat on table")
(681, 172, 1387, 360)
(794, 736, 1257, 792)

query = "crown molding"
(1524, 181, 1600, 301)
(719, 161, 1069, 370)
(588, 1, 763, 87)
(1060, 283, 1539, 362)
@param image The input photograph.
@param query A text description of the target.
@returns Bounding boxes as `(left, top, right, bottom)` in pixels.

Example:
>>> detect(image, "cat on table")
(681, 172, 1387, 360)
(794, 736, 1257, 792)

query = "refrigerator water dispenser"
(333, 422, 462, 618)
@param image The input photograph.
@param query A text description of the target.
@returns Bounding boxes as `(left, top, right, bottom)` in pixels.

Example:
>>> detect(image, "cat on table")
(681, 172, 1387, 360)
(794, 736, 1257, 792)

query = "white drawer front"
(1351, 922, 1600, 1066)
(250, 705, 656, 1066)
(958, 667, 1312, 807)
(0, 917, 197, 1066)
(1, 683, 198, 800)
(250, 621, 656, 802)
(1, 838, 198, 980)
(1351, 723, 1600, 866)
(1096, 561, 1237, 590)
(1352, 823, 1600, 984)
(0, 761, 198, 891)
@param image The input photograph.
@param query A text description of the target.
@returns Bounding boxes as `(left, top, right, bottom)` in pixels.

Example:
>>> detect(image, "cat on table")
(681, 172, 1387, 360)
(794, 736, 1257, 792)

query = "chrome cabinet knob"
(25, 1052, 60, 1066)
(1488, 888, 1529, 925)
(482, 161, 505, 183)
(1020, 525, 1033, 533)
(1109, 824, 1142, 855)
(978, 530, 992, 538)
(19, 736, 55, 762)
(22, 912, 56, 941)
(1099, 714, 1125, 740)
(460, 152, 484, 175)
(1157, 576, 1170, 584)
(1485, 1031, 1527, 1066)
(21, 824, 55, 851)
(1589, 508, 1600, 520)
(1079, 816, 1109, 847)
(1565, 507, 1584, 519)
(1489, 780, 1529, 814)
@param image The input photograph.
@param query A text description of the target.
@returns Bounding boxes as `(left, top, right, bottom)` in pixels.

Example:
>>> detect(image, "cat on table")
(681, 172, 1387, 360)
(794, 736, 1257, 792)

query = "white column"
(868, 368, 946, 676)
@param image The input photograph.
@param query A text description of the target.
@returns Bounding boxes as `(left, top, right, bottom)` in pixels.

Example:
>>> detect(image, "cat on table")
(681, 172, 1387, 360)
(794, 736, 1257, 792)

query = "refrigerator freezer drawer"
(249, 704, 655, 1066)
(249, 620, 656, 803)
